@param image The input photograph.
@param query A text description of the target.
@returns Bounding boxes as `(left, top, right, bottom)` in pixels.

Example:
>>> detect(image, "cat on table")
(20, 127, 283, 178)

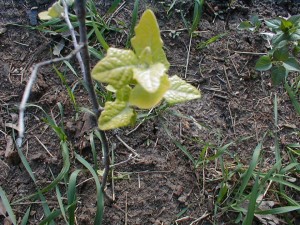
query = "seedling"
(239, 15, 300, 114)
(14, 2, 201, 224)
(91, 10, 201, 130)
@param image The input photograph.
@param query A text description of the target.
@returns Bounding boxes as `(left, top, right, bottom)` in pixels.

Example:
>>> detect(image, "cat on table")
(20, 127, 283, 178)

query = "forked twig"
(17, 0, 111, 194)
(17, 46, 82, 147)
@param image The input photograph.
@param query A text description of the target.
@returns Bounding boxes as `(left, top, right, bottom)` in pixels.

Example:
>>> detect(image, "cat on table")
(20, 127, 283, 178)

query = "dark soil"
(0, 0, 299, 225)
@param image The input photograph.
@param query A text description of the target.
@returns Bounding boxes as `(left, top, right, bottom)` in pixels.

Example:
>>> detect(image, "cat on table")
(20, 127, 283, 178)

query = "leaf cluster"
(92, 10, 201, 130)
(239, 15, 300, 114)
(241, 15, 300, 85)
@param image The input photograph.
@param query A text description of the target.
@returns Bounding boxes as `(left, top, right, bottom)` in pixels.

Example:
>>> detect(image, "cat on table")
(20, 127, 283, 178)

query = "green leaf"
(276, 40, 288, 49)
(138, 46, 153, 65)
(216, 183, 228, 203)
(238, 21, 253, 30)
(129, 75, 170, 109)
(48, 2, 64, 18)
(280, 18, 293, 33)
(116, 85, 131, 102)
(271, 66, 287, 85)
(283, 57, 300, 71)
(265, 18, 281, 30)
(273, 47, 289, 61)
(256, 206, 300, 215)
(131, 9, 170, 69)
(285, 82, 300, 115)
(255, 55, 272, 71)
(291, 29, 300, 41)
(0, 187, 17, 225)
(91, 19, 109, 51)
(250, 15, 260, 27)
(163, 75, 201, 104)
(133, 62, 166, 93)
(98, 101, 136, 130)
(190, 0, 204, 34)
(288, 15, 300, 24)
(91, 48, 138, 89)
(293, 44, 300, 57)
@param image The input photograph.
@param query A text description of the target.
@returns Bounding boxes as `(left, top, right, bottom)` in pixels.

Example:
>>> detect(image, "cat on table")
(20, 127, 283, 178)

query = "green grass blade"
(88, 46, 103, 59)
(216, 182, 228, 204)
(54, 66, 78, 111)
(40, 209, 62, 225)
(273, 95, 281, 166)
(40, 142, 70, 194)
(75, 153, 104, 225)
(259, 161, 281, 186)
(190, 0, 204, 34)
(256, 206, 300, 215)
(174, 140, 196, 165)
(161, 122, 196, 165)
(207, 142, 233, 161)
(269, 176, 300, 192)
(39, 194, 55, 225)
(16, 141, 70, 201)
(126, 0, 139, 48)
(278, 192, 300, 207)
(87, 0, 98, 14)
(280, 162, 300, 174)
(180, 9, 189, 30)
(242, 171, 260, 225)
(0, 186, 17, 225)
(197, 33, 227, 49)
(67, 169, 82, 225)
(56, 185, 68, 224)
(90, 132, 99, 171)
(167, 0, 178, 15)
(14, 141, 54, 225)
(285, 82, 300, 115)
(236, 141, 263, 199)
(91, 19, 109, 50)
(63, 60, 78, 76)
(274, 94, 278, 127)
(20, 206, 31, 225)
(107, 0, 122, 14)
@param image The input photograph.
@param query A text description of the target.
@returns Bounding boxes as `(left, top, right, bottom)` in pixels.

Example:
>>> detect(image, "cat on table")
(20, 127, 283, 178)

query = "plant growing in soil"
(91, 9, 201, 130)
(239, 15, 300, 114)
(39, 1, 201, 131)
(13, 1, 201, 224)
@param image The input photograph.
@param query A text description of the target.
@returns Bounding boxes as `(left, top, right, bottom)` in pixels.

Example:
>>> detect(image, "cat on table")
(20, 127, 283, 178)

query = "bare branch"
(17, 46, 83, 147)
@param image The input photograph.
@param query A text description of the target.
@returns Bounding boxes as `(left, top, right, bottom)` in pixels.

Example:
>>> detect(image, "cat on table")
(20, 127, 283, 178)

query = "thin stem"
(17, 46, 83, 147)
(75, 0, 99, 117)
(75, 0, 110, 192)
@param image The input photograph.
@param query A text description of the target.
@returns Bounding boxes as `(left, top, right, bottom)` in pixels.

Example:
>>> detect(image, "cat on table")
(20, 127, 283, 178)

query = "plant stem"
(75, 0, 99, 117)
(75, 0, 110, 192)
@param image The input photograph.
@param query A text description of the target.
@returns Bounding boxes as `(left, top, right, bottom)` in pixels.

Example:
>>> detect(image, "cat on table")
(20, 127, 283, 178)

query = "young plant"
(91, 9, 201, 130)
(239, 15, 300, 114)
(255, 15, 300, 84)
